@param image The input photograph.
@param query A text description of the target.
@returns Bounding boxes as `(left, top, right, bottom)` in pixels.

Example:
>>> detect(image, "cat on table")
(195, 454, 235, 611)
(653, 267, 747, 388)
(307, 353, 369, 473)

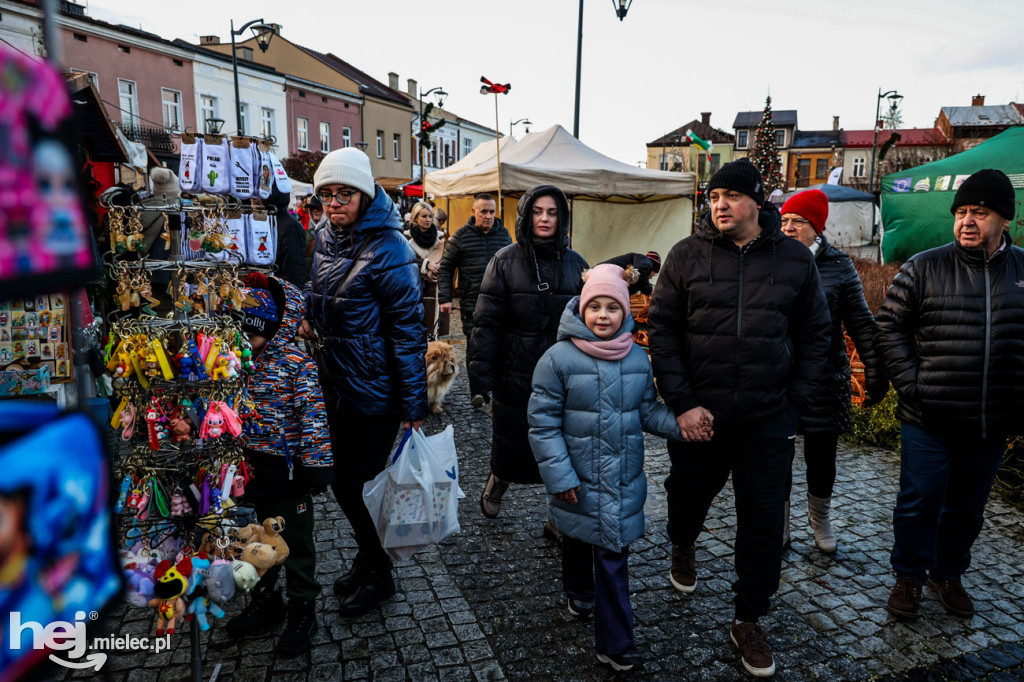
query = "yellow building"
(645, 112, 735, 184)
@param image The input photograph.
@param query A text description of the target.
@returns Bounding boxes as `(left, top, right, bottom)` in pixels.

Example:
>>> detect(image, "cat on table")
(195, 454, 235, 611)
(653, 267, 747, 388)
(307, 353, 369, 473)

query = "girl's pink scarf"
(571, 333, 633, 361)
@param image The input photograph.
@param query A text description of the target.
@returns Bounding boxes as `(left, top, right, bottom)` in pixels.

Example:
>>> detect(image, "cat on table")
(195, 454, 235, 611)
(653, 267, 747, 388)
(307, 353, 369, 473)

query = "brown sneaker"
(885, 578, 923, 620)
(927, 578, 975, 617)
(669, 543, 697, 593)
(730, 621, 776, 677)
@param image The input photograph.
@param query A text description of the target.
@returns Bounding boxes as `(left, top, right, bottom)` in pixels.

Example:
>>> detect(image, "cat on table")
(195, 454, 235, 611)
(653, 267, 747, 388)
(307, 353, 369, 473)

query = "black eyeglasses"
(317, 189, 357, 205)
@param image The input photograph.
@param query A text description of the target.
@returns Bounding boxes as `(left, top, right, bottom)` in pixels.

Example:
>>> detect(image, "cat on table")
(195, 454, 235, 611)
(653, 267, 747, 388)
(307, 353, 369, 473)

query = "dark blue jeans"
(562, 535, 636, 656)
(891, 423, 1005, 583)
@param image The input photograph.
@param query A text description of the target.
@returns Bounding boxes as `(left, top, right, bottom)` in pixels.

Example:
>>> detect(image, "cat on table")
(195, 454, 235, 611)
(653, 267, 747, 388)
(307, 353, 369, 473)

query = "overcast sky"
(88, 0, 1024, 165)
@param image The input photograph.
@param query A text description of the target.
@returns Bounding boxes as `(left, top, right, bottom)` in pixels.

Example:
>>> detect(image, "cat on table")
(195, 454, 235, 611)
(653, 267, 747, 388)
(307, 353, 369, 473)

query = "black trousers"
(665, 412, 797, 622)
(462, 315, 487, 399)
(325, 402, 401, 571)
(250, 494, 320, 601)
(562, 536, 636, 656)
(785, 431, 840, 499)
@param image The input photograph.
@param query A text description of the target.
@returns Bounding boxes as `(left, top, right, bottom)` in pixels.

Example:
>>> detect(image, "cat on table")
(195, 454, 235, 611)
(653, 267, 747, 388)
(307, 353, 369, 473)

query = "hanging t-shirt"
(229, 138, 255, 199)
(200, 135, 231, 195)
(178, 133, 203, 192)
(245, 212, 276, 266)
(268, 151, 291, 193)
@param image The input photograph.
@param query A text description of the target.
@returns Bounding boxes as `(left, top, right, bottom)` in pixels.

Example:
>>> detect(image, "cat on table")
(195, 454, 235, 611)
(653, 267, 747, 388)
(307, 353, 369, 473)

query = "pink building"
(58, 11, 195, 163)
(285, 77, 362, 158)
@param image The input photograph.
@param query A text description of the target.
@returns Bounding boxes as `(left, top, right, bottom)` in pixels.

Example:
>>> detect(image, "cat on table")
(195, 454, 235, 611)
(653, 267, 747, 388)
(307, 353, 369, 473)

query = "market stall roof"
(426, 124, 693, 197)
(66, 73, 129, 163)
(784, 183, 875, 202)
(377, 176, 413, 191)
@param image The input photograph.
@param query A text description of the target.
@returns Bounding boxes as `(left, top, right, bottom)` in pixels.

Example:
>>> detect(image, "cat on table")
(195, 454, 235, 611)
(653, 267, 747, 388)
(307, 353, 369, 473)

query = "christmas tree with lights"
(750, 95, 785, 192)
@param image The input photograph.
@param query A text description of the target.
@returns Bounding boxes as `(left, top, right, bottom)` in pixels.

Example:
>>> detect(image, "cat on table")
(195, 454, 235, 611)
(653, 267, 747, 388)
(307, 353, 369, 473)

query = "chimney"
(407, 78, 418, 98)
(199, 35, 221, 45)
(266, 23, 282, 35)
(833, 115, 840, 131)
(388, 72, 399, 91)
(972, 94, 985, 106)
(700, 112, 711, 126)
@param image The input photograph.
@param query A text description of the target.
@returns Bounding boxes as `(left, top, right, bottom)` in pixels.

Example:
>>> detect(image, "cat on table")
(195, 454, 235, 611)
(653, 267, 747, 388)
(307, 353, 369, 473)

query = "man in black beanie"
(876, 168, 1024, 623)
(648, 158, 830, 677)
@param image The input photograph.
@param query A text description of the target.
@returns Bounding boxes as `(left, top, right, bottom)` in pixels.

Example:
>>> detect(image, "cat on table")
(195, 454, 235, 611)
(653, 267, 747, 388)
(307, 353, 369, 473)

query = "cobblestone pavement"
(79, 327, 1024, 681)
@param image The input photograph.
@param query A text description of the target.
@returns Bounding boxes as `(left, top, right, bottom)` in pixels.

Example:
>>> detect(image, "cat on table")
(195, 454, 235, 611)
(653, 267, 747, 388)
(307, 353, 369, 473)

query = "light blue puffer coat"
(528, 298, 681, 552)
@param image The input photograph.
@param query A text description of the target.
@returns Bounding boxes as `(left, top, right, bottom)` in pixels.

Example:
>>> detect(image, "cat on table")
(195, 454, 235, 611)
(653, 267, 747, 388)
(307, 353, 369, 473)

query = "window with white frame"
(376, 130, 384, 158)
(852, 157, 866, 177)
(393, 133, 401, 161)
(118, 79, 139, 127)
(239, 103, 250, 136)
(297, 117, 309, 150)
(342, 126, 352, 148)
(199, 95, 218, 133)
(261, 107, 275, 140)
(320, 122, 330, 153)
(70, 68, 98, 88)
(463, 137, 472, 158)
(161, 88, 182, 132)
(737, 130, 748, 148)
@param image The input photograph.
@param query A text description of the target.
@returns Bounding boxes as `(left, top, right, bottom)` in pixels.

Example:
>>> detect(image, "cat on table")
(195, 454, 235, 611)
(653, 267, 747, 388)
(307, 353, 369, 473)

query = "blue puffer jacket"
(304, 185, 427, 421)
(528, 298, 681, 552)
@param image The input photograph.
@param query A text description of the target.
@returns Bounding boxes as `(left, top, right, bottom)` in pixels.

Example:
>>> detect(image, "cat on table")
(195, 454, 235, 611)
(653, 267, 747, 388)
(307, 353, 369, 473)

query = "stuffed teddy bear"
(237, 542, 277, 577)
(260, 517, 290, 565)
(148, 557, 193, 635)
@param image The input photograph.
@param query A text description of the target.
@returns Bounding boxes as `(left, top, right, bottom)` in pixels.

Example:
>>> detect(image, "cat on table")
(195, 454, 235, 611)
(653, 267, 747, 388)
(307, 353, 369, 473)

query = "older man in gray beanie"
(297, 147, 427, 617)
(876, 168, 1024, 622)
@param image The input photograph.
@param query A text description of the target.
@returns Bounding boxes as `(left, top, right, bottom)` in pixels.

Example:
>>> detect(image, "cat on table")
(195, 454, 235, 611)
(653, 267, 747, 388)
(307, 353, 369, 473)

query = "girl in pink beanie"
(528, 263, 683, 672)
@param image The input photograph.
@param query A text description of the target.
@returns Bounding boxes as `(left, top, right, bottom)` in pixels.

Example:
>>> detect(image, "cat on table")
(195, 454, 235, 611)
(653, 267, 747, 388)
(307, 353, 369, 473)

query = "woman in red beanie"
(779, 189, 887, 554)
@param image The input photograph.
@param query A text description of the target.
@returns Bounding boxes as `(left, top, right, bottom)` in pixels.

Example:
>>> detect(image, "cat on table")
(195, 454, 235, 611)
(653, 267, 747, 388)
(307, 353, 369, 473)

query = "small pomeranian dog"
(425, 341, 459, 414)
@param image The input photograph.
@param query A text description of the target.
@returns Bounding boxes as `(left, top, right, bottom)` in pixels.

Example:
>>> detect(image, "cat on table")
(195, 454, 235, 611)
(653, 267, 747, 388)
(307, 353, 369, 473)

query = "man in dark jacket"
(437, 193, 512, 405)
(875, 169, 1024, 622)
(601, 251, 661, 296)
(648, 159, 829, 678)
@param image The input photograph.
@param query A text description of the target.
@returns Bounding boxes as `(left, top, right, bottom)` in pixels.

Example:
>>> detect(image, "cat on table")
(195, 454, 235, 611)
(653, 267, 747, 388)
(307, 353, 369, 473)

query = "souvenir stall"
(97, 123, 296, 680)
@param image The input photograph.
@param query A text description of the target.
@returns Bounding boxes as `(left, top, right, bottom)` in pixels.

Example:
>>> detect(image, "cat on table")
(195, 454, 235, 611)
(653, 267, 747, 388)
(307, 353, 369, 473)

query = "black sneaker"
(276, 598, 317, 658)
(669, 543, 697, 594)
(567, 597, 593, 621)
(333, 555, 369, 599)
(597, 651, 644, 672)
(225, 586, 285, 638)
(338, 569, 396, 617)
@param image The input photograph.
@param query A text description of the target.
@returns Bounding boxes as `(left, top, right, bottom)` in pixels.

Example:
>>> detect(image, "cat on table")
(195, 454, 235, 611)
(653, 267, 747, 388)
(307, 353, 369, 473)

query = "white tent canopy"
(425, 125, 695, 264)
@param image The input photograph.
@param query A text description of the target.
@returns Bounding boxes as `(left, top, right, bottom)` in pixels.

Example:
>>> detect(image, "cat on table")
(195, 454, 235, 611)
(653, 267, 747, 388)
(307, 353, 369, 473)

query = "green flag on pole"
(685, 128, 713, 163)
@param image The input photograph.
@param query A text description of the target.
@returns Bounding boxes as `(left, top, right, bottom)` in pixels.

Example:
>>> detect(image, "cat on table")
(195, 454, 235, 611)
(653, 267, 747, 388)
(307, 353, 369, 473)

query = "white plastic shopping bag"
(409, 426, 463, 542)
(363, 429, 436, 561)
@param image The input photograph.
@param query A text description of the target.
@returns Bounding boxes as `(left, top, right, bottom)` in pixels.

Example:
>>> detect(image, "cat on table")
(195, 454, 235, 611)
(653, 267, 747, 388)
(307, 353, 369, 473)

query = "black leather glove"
(861, 382, 890, 409)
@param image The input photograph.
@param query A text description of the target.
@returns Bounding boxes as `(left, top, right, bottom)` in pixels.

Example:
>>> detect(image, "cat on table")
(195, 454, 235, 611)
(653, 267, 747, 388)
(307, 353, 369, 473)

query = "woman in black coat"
(469, 185, 588, 520)
(780, 190, 887, 554)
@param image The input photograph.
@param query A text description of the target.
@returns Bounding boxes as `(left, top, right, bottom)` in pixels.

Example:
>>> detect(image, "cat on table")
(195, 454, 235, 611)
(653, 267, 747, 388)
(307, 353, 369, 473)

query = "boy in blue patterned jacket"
(225, 273, 332, 658)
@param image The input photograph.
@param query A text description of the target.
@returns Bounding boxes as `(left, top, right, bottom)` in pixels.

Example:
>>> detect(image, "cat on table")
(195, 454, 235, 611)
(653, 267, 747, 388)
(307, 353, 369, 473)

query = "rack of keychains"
(101, 184, 284, 681)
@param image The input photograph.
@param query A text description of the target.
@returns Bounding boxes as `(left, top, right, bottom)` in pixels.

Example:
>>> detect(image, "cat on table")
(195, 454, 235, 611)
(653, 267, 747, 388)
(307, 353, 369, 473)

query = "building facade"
(732, 108, 798, 187)
(0, 0, 44, 58)
(787, 122, 843, 189)
(841, 127, 951, 193)
(285, 76, 361, 158)
(935, 95, 1023, 151)
(646, 112, 734, 184)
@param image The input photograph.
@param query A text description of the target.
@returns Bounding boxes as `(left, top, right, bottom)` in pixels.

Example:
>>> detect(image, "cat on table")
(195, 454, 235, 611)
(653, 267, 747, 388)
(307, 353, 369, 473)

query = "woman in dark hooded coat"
(469, 185, 588, 522)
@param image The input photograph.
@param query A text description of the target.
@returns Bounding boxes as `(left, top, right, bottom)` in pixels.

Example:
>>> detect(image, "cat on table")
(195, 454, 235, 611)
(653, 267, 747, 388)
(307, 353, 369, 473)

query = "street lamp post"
(418, 86, 448, 191)
(868, 88, 903, 195)
(510, 117, 531, 137)
(230, 18, 275, 136)
(573, 0, 633, 139)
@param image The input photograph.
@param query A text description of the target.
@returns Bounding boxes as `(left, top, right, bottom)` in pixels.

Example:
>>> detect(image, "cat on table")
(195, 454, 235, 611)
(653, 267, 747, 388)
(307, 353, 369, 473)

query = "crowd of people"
(230, 147, 1024, 677)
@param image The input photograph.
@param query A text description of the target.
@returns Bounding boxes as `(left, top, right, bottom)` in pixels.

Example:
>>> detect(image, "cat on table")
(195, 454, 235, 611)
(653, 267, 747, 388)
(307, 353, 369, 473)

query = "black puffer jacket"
(800, 234, 886, 434)
(648, 206, 830, 427)
(602, 252, 657, 296)
(436, 217, 512, 319)
(469, 185, 588, 483)
(874, 233, 1024, 439)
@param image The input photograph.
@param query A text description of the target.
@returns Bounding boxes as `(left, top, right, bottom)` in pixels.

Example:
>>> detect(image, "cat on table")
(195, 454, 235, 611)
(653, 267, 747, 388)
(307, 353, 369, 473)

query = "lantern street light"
(868, 89, 903, 195)
(230, 19, 275, 136)
(573, 0, 633, 139)
(418, 86, 448, 187)
(510, 117, 532, 137)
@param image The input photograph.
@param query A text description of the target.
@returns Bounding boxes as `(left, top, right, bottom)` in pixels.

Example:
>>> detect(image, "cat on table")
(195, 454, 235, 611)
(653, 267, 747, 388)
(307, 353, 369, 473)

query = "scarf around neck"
(571, 332, 633, 361)
(411, 225, 439, 249)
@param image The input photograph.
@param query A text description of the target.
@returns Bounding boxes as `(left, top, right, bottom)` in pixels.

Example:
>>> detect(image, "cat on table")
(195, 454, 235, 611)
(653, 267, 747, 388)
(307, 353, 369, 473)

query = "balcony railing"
(118, 123, 176, 154)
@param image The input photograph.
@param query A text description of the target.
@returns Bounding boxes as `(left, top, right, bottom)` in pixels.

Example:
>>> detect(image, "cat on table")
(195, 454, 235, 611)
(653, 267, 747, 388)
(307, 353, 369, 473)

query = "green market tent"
(880, 126, 1024, 263)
